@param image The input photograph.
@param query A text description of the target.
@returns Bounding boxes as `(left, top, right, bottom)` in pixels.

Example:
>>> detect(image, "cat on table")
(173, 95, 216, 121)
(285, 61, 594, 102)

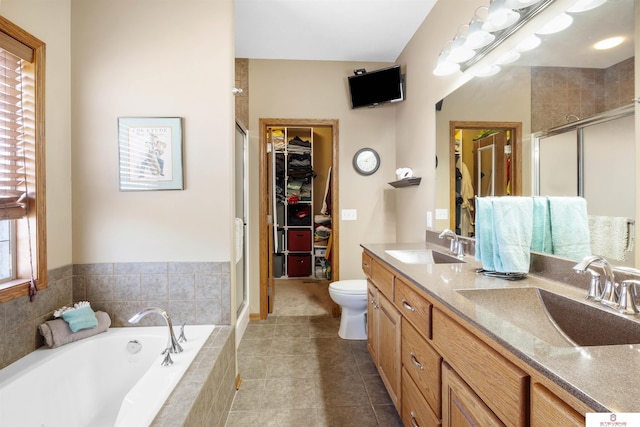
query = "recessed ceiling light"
(594, 36, 625, 50)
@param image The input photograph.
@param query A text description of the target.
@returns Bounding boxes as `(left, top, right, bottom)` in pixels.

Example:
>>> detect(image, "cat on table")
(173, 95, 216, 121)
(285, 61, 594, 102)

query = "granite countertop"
(361, 240, 640, 413)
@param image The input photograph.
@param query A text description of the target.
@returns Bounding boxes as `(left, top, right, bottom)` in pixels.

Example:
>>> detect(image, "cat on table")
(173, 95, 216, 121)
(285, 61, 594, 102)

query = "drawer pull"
(362, 262, 369, 268)
(402, 299, 416, 312)
(410, 352, 424, 370)
(410, 411, 419, 427)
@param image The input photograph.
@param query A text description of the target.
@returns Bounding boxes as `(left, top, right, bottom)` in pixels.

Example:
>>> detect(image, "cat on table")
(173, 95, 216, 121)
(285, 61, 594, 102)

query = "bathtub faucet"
(129, 307, 183, 366)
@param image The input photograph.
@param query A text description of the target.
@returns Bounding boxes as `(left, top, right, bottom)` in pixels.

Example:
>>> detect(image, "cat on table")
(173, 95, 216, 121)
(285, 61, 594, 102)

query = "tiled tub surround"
(0, 261, 235, 426)
(72, 261, 231, 327)
(0, 264, 74, 369)
(368, 235, 640, 413)
(152, 325, 236, 427)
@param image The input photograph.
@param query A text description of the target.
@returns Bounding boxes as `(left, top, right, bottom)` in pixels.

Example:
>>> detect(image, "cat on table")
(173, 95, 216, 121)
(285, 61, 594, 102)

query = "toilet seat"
(329, 279, 367, 295)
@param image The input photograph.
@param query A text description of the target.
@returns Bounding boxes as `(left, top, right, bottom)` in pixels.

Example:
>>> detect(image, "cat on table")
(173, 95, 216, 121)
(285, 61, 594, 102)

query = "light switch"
(341, 209, 357, 221)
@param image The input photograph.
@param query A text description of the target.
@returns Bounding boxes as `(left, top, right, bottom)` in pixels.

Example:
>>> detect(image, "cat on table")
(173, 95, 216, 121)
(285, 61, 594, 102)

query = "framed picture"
(118, 117, 184, 191)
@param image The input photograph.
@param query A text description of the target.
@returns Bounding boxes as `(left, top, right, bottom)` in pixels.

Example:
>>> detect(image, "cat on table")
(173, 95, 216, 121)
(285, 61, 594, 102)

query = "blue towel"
(491, 197, 533, 273)
(475, 197, 496, 271)
(62, 306, 99, 332)
(531, 197, 552, 253)
(548, 196, 591, 261)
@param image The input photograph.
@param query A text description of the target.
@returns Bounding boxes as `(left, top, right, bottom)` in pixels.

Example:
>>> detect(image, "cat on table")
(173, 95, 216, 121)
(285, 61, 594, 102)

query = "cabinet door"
(367, 280, 378, 363)
(378, 291, 402, 412)
(531, 383, 584, 427)
(442, 362, 505, 427)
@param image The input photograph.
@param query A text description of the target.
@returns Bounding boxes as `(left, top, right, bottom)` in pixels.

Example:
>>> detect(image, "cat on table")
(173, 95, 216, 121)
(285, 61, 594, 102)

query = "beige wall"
(70, 0, 235, 264)
(394, 0, 483, 242)
(1, 0, 73, 270)
(247, 59, 398, 314)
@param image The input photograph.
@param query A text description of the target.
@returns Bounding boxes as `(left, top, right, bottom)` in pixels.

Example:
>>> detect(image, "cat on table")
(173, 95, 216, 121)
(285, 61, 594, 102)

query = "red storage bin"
(287, 254, 312, 277)
(287, 229, 312, 251)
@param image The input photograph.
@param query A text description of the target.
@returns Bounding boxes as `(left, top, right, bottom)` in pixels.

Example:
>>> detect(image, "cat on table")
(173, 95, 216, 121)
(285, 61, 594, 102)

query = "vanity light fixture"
(447, 33, 476, 63)
(535, 12, 573, 35)
(567, 0, 607, 13)
(483, 0, 521, 32)
(463, 8, 495, 50)
(433, 42, 461, 76)
(594, 36, 624, 50)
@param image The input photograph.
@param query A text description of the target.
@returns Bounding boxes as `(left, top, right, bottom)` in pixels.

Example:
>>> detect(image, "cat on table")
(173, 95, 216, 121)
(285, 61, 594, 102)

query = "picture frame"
(118, 117, 184, 191)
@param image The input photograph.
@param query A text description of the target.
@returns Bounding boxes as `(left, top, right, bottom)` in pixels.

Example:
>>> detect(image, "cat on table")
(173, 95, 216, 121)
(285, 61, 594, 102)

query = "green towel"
(62, 305, 99, 332)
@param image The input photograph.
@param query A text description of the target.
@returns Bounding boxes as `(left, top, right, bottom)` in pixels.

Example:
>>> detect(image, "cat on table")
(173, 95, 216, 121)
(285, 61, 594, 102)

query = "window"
(0, 16, 46, 302)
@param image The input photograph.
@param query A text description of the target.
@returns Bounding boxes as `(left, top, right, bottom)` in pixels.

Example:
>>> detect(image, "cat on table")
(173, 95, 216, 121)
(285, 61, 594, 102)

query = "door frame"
(258, 118, 340, 319)
(449, 121, 522, 232)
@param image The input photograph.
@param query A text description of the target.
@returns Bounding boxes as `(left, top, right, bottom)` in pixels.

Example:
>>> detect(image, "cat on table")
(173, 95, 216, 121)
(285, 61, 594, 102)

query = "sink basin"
(457, 287, 640, 347)
(385, 249, 465, 265)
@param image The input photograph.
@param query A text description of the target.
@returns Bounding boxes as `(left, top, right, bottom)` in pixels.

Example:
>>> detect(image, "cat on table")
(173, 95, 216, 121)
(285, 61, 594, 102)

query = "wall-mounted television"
(348, 65, 404, 109)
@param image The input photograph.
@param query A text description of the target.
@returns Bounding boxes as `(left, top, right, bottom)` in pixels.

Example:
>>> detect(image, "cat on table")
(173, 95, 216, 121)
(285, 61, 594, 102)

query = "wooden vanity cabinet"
(442, 362, 505, 427)
(362, 249, 594, 427)
(395, 275, 433, 339)
(365, 255, 401, 412)
(531, 383, 584, 427)
(403, 367, 441, 426)
(433, 308, 528, 427)
(402, 318, 442, 422)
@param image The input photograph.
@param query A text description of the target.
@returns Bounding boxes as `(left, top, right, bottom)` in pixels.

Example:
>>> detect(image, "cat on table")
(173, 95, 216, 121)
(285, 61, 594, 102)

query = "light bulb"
(482, 0, 521, 32)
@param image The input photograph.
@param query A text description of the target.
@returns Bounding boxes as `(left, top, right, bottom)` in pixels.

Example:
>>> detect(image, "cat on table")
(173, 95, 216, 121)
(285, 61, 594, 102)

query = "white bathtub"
(0, 324, 214, 427)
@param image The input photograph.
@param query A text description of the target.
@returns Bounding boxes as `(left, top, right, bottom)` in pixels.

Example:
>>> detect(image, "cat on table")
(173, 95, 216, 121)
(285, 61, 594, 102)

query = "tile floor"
(224, 315, 403, 427)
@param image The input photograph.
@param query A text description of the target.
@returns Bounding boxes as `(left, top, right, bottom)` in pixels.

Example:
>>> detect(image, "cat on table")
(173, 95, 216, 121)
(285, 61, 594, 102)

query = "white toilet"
(328, 279, 368, 340)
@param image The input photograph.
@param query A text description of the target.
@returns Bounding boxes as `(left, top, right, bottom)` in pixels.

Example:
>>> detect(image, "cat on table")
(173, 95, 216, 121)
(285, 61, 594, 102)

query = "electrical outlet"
(426, 211, 433, 228)
(341, 209, 357, 221)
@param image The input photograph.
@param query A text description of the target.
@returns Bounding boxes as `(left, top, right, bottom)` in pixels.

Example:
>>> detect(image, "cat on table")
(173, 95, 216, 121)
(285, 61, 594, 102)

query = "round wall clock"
(353, 148, 380, 176)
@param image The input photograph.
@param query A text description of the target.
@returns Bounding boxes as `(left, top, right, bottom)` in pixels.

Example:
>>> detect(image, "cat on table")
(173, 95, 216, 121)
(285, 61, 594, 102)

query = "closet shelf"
(388, 177, 421, 188)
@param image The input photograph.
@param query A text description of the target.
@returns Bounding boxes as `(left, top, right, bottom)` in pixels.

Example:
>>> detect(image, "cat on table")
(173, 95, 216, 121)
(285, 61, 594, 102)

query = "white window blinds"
(0, 47, 34, 221)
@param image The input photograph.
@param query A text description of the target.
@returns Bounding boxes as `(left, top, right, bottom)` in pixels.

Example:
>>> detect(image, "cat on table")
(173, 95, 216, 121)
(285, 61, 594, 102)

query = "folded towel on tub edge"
(38, 311, 111, 349)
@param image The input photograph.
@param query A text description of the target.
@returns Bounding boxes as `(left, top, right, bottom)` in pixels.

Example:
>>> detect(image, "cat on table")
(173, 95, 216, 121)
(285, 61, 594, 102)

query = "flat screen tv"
(348, 65, 404, 109)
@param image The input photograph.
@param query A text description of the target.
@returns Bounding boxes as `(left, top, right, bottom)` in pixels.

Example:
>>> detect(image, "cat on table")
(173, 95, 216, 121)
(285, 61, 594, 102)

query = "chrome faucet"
(573, 255, 618, 308)
(439, 229, 465, 259)
(129, 307, 183, 366)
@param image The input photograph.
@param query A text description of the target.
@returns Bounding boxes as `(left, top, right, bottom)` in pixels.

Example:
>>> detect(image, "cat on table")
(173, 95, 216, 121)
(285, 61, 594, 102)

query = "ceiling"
(235, 0, 634, 69)
(234, 0, 438, 62)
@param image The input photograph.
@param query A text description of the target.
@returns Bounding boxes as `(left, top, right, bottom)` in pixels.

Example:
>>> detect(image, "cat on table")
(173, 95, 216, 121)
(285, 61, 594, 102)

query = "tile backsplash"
(0, 261, 230, 370)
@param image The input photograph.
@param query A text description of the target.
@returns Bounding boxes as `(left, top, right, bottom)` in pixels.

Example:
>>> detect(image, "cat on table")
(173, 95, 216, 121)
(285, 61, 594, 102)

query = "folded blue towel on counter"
(62, 305, 99, 332)
(531, 197, 552, 253)
(491, 197, 533, 274)
(548, 196, 591, 261)
(475, 197, 496, 271)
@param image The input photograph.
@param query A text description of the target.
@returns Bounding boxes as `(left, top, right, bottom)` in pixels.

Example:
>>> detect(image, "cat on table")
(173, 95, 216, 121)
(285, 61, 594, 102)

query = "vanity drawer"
(433, 308, 528, 427)
(370, 258, 394, 299)
(362, 251, 372, 278)
(395, 276, 432, 339)
(402, 318, 441, 418)
(402, 367, 441, 427)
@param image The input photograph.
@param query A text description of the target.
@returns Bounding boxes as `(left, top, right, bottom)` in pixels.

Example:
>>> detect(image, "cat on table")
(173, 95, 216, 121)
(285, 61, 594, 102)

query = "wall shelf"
(388, 177, 421, 188)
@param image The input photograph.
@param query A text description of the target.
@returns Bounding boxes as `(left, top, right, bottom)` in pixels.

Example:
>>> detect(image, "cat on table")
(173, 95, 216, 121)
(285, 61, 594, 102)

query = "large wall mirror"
(435, 0, 636, 266)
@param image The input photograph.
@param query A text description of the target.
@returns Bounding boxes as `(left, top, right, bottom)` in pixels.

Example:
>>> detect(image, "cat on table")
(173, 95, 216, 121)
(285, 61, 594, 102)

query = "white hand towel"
(588, 215, 632, 261)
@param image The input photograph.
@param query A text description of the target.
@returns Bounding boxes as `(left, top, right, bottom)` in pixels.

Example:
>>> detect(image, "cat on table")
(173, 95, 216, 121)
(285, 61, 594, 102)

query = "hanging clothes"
(456, 157, 475, 237)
